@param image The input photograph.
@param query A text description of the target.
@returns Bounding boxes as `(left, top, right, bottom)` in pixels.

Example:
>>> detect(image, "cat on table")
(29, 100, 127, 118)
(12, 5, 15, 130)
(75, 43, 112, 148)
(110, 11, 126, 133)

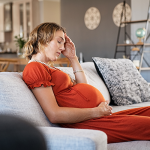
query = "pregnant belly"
(56, 83, 106, 108)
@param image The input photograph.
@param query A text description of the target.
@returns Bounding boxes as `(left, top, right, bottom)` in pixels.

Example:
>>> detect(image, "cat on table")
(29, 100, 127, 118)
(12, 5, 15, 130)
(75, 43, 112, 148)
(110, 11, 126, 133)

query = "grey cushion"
(108, 140, 150, 150)
(92, 57, 150, 106)
(0, 72, 59, 127)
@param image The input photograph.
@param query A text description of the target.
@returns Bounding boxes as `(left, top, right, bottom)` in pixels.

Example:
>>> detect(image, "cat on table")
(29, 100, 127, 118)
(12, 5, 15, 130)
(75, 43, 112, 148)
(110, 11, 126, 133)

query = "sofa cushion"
(0, 72, 59, 127)
(81, 62, 110, 102)
(108, 140, 150, 150)
(92, 57, 150, 106)
(58, 62, 110, 102)
(112, 101, 150, 113)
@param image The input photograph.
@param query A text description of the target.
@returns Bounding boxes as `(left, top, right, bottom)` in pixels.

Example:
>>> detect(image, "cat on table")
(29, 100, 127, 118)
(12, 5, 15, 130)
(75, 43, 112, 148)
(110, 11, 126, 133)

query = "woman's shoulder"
(23, 62, 55, 89)
(23, 62, 51, 79)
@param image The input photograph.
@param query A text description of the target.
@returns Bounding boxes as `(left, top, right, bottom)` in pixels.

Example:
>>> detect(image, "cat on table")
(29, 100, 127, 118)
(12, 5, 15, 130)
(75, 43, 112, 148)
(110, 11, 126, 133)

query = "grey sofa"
(0, 62, 150, 150)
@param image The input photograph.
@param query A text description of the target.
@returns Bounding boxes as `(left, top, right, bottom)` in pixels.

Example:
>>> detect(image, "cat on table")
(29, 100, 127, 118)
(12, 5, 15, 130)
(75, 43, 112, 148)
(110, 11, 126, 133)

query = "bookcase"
(114, 0, 150, 73)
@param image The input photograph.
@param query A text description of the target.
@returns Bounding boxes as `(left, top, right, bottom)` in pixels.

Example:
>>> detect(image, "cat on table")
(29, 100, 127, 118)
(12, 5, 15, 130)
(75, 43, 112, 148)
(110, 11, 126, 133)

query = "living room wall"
(39, 0, 60, 25)
(61, 0, 131, 61)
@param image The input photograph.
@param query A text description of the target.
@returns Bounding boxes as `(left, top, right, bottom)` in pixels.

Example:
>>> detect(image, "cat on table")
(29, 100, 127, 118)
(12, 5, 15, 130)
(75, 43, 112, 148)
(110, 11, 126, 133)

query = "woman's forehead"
(54, 30, 65, 41)
(55, 30, 64, 36)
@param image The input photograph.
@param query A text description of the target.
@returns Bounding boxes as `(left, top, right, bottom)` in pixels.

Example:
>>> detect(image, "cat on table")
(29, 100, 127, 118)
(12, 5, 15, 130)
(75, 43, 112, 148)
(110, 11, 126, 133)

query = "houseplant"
(14, 35, 26, 57)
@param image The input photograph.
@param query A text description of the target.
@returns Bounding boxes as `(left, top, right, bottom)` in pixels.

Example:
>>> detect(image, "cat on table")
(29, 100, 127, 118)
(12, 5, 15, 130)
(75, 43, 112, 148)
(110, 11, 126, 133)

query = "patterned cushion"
(92, 57, 150, 106)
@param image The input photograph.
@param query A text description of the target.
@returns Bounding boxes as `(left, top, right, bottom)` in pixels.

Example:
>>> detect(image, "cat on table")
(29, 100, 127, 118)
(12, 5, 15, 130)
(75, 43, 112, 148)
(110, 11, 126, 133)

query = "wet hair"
(23, 22, 66, 60)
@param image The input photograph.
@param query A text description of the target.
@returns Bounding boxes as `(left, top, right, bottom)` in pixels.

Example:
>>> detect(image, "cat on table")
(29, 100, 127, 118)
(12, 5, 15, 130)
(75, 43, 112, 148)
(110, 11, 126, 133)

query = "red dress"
(23, 62, 150, 143)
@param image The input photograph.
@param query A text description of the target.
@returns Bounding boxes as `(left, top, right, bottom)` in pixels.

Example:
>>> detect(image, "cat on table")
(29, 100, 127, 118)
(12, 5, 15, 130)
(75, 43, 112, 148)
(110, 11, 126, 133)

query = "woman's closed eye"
(58, 41, 61, 44)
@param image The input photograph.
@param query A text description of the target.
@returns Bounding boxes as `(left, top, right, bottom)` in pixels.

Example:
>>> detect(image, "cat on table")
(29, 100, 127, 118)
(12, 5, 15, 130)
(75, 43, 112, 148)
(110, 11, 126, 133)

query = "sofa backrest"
(0, 62, 110, 127)
(0, 72, 58, 127)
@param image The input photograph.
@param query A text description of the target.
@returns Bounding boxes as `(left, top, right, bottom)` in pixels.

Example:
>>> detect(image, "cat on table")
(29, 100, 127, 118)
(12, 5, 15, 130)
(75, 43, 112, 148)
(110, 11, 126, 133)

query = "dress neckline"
(28, 59, 56, 69)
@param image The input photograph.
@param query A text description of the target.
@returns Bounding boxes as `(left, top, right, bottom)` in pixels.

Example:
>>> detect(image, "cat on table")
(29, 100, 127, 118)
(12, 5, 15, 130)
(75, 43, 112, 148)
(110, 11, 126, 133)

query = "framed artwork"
(4, 3, 12, 32)
(112, 2, 131, 27)
(84, 7, 101, 30)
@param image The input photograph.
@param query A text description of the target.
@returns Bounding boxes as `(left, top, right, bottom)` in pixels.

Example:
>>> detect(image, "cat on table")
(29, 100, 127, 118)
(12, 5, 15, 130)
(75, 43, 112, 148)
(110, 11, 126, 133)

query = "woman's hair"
(23, 22, 66, 60)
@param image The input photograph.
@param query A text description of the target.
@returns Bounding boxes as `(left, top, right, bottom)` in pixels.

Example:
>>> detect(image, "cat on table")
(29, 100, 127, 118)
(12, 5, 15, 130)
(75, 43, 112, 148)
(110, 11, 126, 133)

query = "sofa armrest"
(38, 127, 107, 150)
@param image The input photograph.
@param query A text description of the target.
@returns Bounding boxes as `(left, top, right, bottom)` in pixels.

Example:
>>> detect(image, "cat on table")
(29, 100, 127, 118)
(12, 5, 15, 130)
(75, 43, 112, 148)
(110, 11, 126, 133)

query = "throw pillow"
(58, 62, 110, 102)
(92, 57, 150, 106)
(80, 62, 110, 102)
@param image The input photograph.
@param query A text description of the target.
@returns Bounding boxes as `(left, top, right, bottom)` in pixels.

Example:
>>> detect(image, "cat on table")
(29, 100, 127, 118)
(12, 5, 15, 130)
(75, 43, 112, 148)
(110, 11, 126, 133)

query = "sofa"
(0, 61, 150, 150)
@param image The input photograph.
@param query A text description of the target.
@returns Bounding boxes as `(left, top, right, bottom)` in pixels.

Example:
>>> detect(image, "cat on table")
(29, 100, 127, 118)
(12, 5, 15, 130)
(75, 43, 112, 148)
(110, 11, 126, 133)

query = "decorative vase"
(17, 48, 24, 58)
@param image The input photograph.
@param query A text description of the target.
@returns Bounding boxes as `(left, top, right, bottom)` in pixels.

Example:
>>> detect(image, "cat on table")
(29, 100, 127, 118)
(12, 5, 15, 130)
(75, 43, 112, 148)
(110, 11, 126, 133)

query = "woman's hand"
(62, 34, 87, 84)
(96, 101, 113, 117)
(62, 34, 76, 59)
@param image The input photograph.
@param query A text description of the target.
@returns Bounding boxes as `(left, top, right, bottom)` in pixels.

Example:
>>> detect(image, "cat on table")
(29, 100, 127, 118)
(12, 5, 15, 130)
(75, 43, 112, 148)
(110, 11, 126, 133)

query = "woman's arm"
(32, 86, 112, 124)
(62, 34, 87, 84)
(69, 56, 87, 84)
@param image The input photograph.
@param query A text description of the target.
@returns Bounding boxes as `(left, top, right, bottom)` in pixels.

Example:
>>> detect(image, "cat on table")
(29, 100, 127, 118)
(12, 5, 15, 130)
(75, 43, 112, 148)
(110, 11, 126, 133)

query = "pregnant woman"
(23, 22, 150, 143)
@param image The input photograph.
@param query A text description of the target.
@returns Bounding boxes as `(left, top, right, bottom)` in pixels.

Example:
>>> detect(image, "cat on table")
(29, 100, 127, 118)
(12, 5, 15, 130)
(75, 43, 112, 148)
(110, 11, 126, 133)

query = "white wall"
(131, 0, 149, 43)
(39, 0, 60, 25)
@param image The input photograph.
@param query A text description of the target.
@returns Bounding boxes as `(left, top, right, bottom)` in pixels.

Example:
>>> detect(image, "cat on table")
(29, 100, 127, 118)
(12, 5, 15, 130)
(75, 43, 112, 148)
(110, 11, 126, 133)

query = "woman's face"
(44, 30, 65, 62)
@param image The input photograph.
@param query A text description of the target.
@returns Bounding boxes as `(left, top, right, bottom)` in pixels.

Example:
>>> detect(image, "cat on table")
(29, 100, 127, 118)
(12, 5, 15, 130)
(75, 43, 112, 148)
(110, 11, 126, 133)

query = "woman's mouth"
(57, 52, 61, 56)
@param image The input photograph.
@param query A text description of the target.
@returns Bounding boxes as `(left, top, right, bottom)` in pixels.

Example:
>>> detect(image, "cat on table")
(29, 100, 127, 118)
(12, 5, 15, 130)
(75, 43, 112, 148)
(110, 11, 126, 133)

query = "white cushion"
(58, 62, 110, 102)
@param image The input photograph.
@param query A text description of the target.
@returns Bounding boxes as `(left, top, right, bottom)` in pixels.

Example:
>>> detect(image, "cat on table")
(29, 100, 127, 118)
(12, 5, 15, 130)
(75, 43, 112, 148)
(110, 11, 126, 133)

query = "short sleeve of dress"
(23, 62, 55, 89)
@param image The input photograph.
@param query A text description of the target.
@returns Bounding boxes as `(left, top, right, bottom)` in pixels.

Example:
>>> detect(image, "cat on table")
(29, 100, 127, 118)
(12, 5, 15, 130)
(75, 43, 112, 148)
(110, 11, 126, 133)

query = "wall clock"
(112, 2, 131, 27)
(84, 7, 101, 30)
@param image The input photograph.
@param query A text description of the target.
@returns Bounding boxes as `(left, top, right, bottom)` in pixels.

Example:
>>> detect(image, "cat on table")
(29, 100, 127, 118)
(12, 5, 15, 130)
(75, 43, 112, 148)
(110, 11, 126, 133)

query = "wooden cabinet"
(0, 3, 13, 43)
(13, 0, 39, 40)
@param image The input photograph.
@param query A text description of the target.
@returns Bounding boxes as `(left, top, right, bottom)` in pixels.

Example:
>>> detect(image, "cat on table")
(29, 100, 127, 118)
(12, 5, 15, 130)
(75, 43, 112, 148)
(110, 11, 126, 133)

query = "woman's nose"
(60, 44, 65, 51)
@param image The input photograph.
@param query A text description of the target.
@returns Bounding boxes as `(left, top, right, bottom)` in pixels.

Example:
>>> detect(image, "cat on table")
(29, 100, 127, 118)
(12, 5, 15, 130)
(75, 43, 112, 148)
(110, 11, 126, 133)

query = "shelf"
(136, 67, 150, 70)
(121, 19, 150, 24)
(117, 43, 150, 46)
(140, 67, 150, 71)
(115, 1, 150, 73)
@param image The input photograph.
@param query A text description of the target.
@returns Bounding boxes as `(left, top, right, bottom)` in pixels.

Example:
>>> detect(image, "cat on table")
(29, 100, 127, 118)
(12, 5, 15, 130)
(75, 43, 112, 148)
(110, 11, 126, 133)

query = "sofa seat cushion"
(108, 140, 150, 150)
(0, 72, 59, 127)
(112, 101, 150, 113)
(92, 57, 150, 106)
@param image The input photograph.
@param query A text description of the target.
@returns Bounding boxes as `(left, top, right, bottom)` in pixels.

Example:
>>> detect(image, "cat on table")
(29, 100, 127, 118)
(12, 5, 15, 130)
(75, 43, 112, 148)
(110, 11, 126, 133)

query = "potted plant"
(14, 35, 26, 57)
